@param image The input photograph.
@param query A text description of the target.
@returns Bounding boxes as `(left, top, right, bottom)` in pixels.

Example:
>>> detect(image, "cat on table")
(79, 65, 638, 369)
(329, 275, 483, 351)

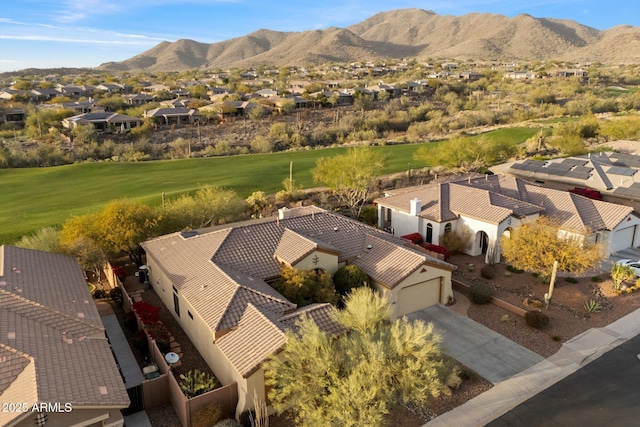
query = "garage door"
(397, 278, 441, 317)
(613, 225, 636, 252)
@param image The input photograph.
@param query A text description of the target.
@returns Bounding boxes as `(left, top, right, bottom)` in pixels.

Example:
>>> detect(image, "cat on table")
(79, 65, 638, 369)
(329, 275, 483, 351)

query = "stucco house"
(375, 174, 640, 263)
(62, 112, 141, 132)
(141, 206, 454, 417)
(0, 245, 129, 427)
(143, 107, 200, 126)
(491, 152, 640, 212)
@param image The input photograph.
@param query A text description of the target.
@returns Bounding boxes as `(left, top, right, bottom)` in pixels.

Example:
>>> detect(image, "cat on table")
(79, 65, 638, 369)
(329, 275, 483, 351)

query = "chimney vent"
(410, 198, 422, 216)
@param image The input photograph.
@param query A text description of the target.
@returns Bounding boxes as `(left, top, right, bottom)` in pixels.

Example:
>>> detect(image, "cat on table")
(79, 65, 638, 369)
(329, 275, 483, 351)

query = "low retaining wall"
(108, 262, 238, 426)
(453, 278, 527, 317)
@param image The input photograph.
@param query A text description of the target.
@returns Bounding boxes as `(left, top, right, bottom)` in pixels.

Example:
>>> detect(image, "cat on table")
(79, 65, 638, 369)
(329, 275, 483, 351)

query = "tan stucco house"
(141, 206, 455, 417)
(0, 246, 129, 427)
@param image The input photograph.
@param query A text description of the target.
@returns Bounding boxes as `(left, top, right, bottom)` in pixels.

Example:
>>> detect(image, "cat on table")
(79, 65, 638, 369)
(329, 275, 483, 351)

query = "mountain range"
(98, 8, 640, 71)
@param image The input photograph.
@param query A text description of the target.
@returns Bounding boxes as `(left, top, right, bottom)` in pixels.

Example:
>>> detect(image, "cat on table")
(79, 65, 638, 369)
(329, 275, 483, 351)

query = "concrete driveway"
(407, 305, 544, 384)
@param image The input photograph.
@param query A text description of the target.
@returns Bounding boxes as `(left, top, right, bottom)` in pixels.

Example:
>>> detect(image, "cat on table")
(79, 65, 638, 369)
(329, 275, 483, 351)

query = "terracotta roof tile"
(0, 246, 129, 408)
(218, 303, 344, 378)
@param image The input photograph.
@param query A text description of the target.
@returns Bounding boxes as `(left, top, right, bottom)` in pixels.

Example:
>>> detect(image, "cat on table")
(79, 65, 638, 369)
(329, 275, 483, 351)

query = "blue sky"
(1, 0, 638, 73)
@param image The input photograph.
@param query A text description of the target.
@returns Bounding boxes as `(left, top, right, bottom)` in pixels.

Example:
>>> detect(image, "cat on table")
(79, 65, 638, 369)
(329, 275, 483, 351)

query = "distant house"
(253, 88, 279, 98)
(29, 88, 62, 101)
(62, 112, 141, 132)
(123, 93, 154, 105)
(144, 107, 200, 126)
(141, 206, 455, 417)
(0, 245, 129, 427)
(375, 174, 639, 263)
(0, 108, 26, 126)
(554, 68, 588, 78)
(460, 71, 482, 81)
(503, 71, 536, 80)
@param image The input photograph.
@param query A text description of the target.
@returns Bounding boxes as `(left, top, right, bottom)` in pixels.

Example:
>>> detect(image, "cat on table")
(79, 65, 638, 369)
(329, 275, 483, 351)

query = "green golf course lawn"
(0, 127, 539, 244)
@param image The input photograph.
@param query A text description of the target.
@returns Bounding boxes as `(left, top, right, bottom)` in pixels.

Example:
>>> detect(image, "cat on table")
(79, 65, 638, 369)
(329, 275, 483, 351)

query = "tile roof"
(217, 303, 344, 378)
(376, 175, 631, 233)
(274, 228, 340, 265)
(143, 207, 455, 377)
(0, 246, 129, 408)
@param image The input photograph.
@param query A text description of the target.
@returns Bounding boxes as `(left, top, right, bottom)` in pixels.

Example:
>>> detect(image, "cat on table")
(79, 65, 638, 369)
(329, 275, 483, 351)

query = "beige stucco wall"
(292, 250, 339, 275)
(374, 264, 453, 320)
(145, 253, 254, 416)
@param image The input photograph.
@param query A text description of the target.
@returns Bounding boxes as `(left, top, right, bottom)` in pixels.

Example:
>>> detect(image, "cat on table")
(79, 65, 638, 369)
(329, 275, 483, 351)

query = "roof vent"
(334, 227, 339, 232)
(366, 244, 373, 250)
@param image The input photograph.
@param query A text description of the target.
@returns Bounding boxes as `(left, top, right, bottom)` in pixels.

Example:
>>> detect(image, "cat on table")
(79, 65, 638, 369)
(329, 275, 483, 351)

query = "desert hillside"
(98, 8, 640, 71)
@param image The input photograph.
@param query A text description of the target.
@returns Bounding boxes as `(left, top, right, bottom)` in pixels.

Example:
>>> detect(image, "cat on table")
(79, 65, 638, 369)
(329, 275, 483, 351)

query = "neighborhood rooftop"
(0, 245, 129, 425)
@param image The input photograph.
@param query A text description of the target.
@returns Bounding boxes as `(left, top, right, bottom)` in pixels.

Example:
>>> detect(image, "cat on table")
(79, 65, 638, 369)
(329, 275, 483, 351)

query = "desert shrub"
(238, 410, 256, 427)
(506, 265, 524, 274)
(333, 265, 370, 297)
(92, 289, 106, 299)
(180, 369, 217, 398)
(359, 205, 377, 226)
(191, 403, 223, 427)
(440, 229, 471, 253)
(469, 281, 492, 304)
(525, 310, 549, 329)
(109, 287, 123, 307)
(584, 299, 602, 313)
(458, 366, 479, 381)
(591, 276, 604, 283)
(214, 420, 242, 427)
(564, 277, 579, 284)
(400, 233, 424, 245)
(551, 335, 562, 342)
(480, 266, 496, 280)
(421, 243, 452, 260)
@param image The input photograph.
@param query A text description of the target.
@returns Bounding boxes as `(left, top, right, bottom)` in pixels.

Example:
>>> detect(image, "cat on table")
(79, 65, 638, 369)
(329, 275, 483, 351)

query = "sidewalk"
(424, 306, 640, 427)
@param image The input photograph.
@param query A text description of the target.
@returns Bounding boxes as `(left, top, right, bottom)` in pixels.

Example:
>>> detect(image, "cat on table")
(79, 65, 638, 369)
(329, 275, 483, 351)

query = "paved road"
(486, 333, 640, 427)
(407, 305, 543, 384)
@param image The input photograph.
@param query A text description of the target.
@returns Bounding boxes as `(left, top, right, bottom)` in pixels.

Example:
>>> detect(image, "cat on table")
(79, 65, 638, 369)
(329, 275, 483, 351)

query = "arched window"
(444, 223, 452, 234)
(426, 223, 433, 244)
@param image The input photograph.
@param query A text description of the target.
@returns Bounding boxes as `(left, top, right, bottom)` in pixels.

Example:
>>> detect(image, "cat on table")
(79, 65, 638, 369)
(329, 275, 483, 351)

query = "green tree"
(15, 227, 64, 253)
(500, 217, 603, 279)
(264, 287, 449, 427)
(272, 266, 339, 307)
(354, 93, 373, 119)
(71, 123, 97, 146)
(413, 134, 517, 173)
(312, 147, 387, 219)
(610, 263, 635, 291)
(158, 186, 245, 233)
(66, 236, 108, 288)
(61, 199, 156, 264)
(333, 264, 370, 297)
(245, 191, 272, 217)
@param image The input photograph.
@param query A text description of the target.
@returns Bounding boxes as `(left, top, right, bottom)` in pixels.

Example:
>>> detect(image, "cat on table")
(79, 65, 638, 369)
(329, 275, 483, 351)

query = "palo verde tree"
(272, 266, 339, 307)
(500, 217, 603, 279)
(413, 133, 518, 173)
(264, 287, 451, 427)
(157, 185, 245, 234)
(312, 147, 387, 219)
(61, 199, 157, 264)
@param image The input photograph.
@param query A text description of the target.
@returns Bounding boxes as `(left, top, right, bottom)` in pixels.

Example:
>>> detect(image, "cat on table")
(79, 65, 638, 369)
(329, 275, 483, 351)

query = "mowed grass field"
(0, 127, 539, 244)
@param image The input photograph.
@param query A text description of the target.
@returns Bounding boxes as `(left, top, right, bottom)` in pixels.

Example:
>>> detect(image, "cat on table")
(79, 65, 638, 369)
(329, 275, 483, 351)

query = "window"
(173, 292, 180, 317)
(426, 223, 433, 244)
(444, 223, 452, 234)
